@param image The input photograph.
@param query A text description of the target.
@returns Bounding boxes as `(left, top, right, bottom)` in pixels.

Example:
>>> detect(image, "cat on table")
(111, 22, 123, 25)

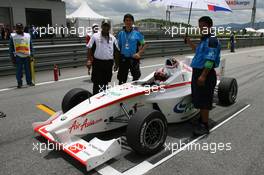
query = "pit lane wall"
(0, 37, 264, 76)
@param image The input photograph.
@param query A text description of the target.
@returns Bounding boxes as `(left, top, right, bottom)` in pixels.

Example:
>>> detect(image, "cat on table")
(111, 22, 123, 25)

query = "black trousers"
(117, 56, 141, 85)
(191, 68, 217, 110)
(91, 58, 113, 95)
(230, 41, 235, 52)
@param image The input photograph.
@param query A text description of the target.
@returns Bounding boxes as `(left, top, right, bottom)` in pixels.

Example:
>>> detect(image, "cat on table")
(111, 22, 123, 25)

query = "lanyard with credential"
(124, 31, 133, 49)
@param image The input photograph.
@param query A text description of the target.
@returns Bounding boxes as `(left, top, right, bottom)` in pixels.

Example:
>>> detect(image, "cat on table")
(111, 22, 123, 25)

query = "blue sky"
(64, 0, 264, 26)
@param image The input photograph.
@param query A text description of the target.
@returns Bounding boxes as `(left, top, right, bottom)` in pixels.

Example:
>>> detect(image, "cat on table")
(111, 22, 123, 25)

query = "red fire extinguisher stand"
(54, 64, 59, 81)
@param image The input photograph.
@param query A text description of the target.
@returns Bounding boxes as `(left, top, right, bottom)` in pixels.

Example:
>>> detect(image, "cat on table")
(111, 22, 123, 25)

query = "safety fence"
(0, 38, 264, 76)
(0, 34, 257, 47)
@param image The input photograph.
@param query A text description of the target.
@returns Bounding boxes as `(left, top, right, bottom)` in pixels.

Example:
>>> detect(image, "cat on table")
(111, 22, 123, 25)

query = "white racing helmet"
(166, 57, 179, 69)
(154, 57, 180, 82)
(165, 57, 180, 75)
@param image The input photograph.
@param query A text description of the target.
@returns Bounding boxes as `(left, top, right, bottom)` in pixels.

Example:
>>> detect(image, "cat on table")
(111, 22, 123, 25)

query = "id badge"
(125, 42, 129, 49)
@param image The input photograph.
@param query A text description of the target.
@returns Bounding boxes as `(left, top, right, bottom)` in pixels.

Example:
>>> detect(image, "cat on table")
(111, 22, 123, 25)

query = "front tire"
(218, 77, 238, 105)
(62, 88, 92, 113)
(126, 108, 168, 155)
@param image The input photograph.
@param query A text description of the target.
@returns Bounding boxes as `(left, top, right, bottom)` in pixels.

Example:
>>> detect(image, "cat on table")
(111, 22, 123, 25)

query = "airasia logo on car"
(69, 118, 103, 133)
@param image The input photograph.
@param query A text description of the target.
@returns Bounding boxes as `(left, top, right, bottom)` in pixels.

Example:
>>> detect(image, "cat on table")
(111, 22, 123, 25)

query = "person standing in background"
(4, 26, 11, 40)
(31, 25, 37, 39)
(1, 27, 5, 40)
(60, 25, 65, 38)
(9, 23, 35, 88)
(230, 32, 236, 53)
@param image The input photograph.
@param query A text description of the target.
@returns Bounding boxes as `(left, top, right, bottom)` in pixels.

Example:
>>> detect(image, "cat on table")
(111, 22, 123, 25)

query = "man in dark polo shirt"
(186, 16, 221, 136)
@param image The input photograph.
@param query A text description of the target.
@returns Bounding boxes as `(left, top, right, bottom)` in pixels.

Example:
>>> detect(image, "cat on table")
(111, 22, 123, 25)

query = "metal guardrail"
(0, 38, 264, 76)
(0, 37, 86, 48)
(0, 35, 258, 47)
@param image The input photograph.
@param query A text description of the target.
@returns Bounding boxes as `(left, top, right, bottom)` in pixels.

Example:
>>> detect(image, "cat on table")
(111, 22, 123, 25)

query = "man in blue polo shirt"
(117, 14, 146, 85)
(186, 16, 221, 136)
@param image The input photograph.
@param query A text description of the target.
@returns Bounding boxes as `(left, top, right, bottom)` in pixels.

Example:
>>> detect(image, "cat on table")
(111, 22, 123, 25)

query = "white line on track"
(0, 76, 90, 92)
(0, 47, 263, 93)
(0, 88, 15, 92)
(96, 165, 122, 175)
(97, 104, 251, 175)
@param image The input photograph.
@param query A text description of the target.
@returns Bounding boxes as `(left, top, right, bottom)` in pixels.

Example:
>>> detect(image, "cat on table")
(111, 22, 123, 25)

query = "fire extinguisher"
(53, 64, 60, 81)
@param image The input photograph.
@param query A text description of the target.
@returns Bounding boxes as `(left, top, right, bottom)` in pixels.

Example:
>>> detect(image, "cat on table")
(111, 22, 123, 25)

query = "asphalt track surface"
(0, 46, 264, 175)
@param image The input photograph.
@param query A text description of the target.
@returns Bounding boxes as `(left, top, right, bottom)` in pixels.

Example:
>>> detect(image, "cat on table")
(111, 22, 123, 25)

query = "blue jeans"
(15, 57, 32, 85)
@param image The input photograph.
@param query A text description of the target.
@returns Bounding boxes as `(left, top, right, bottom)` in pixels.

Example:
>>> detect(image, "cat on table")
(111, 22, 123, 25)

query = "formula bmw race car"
(33, 57, 238, 171)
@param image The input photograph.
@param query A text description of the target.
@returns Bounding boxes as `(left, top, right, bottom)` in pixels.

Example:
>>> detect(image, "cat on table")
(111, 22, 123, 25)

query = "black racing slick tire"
(126, 108, 168, 155)
(62, 88, 92, 113)
(218, 77, 238, 106)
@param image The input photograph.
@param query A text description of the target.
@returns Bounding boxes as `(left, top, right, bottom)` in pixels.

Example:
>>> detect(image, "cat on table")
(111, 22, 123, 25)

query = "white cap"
(92, 23, 99, 27)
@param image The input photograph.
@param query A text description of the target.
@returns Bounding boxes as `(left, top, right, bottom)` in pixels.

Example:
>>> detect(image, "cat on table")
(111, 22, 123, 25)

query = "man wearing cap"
(86, 20, 119, 94)
(117, 14, 146, 85)
(9, 23, 34, 88)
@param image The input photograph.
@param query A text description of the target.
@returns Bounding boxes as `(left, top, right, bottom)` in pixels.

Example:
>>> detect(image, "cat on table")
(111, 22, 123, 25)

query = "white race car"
(33, 57, 238, 171)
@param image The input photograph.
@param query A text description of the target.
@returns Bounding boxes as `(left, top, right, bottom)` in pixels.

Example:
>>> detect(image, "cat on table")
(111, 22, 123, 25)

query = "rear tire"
(218, 77, 238, 105)
(62, 88, 92, 113)
(126, 108, 168, 155)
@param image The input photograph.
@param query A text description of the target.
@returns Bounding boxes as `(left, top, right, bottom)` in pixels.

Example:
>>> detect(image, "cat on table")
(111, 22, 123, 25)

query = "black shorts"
(91, 58, 113, 84)
(191, 68, 217, 110)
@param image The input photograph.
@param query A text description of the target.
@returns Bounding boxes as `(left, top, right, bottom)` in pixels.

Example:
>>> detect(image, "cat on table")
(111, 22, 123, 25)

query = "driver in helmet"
(154, 57, 180, 84)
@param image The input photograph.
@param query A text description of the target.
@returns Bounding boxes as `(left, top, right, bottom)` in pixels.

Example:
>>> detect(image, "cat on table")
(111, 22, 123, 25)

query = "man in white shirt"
(86, 20, 119, 94)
